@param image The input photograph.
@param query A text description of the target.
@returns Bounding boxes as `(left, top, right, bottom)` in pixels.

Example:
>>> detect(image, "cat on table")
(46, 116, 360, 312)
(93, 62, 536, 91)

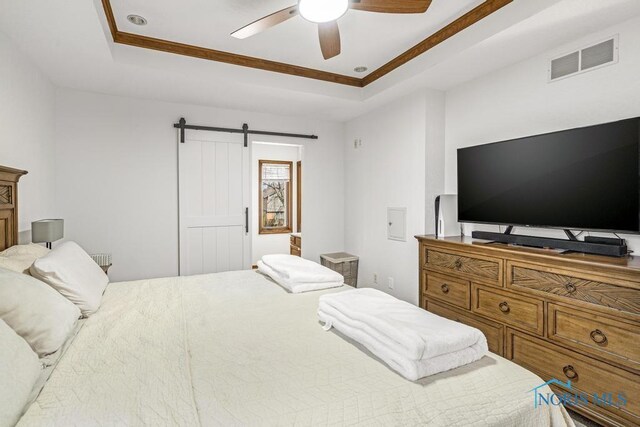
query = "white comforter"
(19, 271, 573, 427)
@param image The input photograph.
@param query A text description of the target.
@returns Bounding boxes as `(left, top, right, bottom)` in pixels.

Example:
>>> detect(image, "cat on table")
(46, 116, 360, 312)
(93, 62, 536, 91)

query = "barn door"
(178, 130, 251, 275)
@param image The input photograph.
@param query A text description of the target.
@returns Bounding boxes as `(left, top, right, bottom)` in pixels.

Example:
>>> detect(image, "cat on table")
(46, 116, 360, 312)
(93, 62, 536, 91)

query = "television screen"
(457, 117, 640, 233)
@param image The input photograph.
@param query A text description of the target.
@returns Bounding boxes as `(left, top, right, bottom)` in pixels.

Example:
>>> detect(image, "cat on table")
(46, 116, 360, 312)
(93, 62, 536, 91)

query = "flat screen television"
(457, 117, 640, 234)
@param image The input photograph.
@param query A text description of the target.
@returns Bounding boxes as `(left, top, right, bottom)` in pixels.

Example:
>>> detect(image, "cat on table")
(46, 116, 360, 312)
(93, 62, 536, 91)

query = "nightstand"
(90, 253, 112, 275)
(320, 252, 359, 287)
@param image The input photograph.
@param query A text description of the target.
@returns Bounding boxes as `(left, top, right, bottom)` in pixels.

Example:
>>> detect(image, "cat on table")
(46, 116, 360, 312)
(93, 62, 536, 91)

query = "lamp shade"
(31, 219, 64, 243)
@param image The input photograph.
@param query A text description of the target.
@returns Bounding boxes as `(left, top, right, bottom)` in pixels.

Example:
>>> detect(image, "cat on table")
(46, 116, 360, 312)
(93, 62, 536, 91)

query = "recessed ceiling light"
(298, 0, 349, 23)
(127, 14, 147, 26)
(354, 66, 368, 73)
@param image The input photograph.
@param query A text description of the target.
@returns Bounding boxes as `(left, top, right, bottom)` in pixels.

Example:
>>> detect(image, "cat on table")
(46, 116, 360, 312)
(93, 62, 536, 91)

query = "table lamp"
(32, 219, 64, 249)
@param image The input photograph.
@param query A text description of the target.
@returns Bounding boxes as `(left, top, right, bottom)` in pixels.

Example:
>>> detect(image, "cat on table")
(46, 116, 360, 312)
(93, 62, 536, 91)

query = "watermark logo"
(529, 378, 627, 409)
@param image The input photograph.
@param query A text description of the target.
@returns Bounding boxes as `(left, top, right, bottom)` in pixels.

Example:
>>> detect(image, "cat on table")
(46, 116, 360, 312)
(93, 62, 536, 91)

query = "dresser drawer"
(425, 248, 502, 286)
(548, 303, 640, 372)
(507, 329, 640, 426)
(425, 299, 504, 355)
(509, 263, 640, 317)
(424, 272, 470, 310)
(472, 284, 544, 335)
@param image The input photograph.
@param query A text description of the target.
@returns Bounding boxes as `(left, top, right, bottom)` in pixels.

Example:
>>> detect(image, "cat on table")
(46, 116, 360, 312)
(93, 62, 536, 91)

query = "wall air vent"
(550, 52, 579, 80)
(549, 35, 618, 82)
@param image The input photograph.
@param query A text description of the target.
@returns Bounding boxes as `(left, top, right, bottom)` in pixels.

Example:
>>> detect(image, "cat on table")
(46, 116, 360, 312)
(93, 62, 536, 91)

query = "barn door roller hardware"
(174, 117, 318, 147)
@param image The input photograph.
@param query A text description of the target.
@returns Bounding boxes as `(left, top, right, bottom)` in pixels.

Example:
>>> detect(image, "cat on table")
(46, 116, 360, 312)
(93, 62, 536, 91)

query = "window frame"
(258, 159, 293, 235)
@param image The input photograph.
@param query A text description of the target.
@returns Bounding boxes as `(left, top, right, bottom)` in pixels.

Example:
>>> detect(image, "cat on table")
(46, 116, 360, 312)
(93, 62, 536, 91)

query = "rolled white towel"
(257, 261, 343, 294)
(262, 254, 343, 284)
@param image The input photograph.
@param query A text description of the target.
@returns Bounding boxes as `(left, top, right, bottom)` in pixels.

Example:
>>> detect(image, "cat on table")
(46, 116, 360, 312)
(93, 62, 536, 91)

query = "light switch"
(387, 207, 407, 241)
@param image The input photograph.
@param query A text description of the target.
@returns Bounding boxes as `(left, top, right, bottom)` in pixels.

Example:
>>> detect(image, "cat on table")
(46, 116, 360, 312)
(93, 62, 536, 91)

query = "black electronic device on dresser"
(457, 116, 640, 257)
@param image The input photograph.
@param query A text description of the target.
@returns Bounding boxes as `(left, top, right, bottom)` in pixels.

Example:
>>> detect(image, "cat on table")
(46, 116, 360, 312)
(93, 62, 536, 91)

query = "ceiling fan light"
(298, 0, 349, 23)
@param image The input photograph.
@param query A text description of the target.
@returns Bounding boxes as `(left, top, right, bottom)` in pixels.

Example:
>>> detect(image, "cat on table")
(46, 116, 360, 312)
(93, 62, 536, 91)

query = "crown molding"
(101, 0, 512, 87)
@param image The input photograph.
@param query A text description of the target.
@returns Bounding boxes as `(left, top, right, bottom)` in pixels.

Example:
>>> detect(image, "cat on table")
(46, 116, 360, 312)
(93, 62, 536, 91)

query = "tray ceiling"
(104, 0, 510, 86)
(3, 0, 638, 120)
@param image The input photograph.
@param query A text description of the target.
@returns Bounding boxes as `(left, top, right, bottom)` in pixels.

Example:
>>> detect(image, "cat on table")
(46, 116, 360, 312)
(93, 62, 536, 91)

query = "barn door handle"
(245, 207, 249, 233)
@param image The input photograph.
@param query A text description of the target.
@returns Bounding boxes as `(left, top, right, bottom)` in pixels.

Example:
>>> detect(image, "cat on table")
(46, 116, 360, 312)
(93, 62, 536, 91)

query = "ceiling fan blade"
(318, 21, 341, 60)
(350, 0, 432, 14)
(231, 5, 298, 39)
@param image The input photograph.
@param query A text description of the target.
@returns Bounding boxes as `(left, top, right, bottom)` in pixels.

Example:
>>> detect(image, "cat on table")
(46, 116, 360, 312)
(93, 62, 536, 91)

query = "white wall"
(0, 31, 56, 237)
(55, 89, 345, 281)
(344, 89, 445, 304)
(251, 143, 301, 264)
(445, 16, 640, 250)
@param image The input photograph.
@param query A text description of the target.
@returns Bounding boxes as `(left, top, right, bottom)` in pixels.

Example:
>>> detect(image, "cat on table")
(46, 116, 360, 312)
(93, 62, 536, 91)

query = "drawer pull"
(441, 284, 450, 294)
(498, 301, 510, 313)
(565, 283, 577, 293)
(562, 365, 578, 380)
(454, 260, 463, 269)
(590, 329, 608, 344)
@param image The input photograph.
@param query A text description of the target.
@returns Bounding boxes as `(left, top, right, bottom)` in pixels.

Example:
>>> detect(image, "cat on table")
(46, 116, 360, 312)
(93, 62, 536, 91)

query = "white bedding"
(19, 271, 573, 427)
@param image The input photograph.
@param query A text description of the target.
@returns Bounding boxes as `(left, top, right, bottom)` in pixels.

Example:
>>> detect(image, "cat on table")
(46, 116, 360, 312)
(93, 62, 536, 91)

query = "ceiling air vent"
(549, 35, 618, 82)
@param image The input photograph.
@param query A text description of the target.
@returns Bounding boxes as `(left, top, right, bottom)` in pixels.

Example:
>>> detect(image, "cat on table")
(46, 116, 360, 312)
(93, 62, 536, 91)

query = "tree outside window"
(259, 160, 292, 234)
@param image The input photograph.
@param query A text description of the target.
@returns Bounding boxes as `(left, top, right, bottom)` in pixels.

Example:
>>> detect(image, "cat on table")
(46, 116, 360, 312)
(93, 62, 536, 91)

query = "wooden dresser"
(416, 235, 640, 427)
(290, 233, 301, 256)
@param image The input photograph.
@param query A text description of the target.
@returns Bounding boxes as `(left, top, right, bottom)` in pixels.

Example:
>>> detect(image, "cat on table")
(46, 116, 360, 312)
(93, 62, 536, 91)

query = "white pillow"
(0, 256, 34, 274)
(0, 243, 50, 258)
(0, 267, 80, 356)
(0, 243, 50, 275)
(30, 241, 109, 316)
(0, 319, 42, 427)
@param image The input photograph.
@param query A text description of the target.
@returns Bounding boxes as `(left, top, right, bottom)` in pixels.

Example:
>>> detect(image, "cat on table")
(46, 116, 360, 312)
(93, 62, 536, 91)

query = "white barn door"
(178, 131, 250, 275)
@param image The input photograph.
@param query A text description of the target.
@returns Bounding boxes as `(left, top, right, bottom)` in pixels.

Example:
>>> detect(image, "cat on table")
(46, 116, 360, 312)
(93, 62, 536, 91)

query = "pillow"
(0, 319, 42, 427)
(0, 243, 50, 275)
(0, 256, 34, 274)
(0, 267, 80, 356)
(30, 241, 109, 316)
(0, 243, 50, 258)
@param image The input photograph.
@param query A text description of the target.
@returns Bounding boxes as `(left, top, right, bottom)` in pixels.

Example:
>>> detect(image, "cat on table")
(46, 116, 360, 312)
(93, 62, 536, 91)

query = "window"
(259, 160, 292, 234)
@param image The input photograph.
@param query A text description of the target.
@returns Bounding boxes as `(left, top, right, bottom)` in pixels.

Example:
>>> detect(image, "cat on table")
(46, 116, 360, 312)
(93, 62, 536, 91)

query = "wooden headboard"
(0, 165, 28, 251)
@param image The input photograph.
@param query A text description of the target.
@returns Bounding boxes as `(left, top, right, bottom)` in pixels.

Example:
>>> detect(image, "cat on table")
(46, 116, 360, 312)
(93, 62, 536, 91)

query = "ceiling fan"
(231, 0, 432, 60)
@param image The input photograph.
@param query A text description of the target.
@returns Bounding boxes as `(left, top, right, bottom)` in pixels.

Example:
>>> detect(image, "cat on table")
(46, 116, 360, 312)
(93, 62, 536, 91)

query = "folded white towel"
(319, 288, 484, 360)
(262, 254, 343, 284)
(318, 307, 487, 381)
(258, 261, 343, 293)
(318, 288, 488, 380)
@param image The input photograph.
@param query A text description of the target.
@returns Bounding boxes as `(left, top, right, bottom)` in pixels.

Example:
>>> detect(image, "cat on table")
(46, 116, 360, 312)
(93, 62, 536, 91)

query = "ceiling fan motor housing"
(298, 0, 350, 23)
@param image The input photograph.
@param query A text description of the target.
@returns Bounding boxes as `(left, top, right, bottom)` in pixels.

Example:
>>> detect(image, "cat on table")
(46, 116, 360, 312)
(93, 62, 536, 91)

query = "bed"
(15, 271, 570, 426)
(1, 166, 572, 426)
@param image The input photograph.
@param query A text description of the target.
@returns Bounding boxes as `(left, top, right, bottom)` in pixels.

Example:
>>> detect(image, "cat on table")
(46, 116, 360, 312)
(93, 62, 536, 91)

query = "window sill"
(259, 228, 293, 235)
